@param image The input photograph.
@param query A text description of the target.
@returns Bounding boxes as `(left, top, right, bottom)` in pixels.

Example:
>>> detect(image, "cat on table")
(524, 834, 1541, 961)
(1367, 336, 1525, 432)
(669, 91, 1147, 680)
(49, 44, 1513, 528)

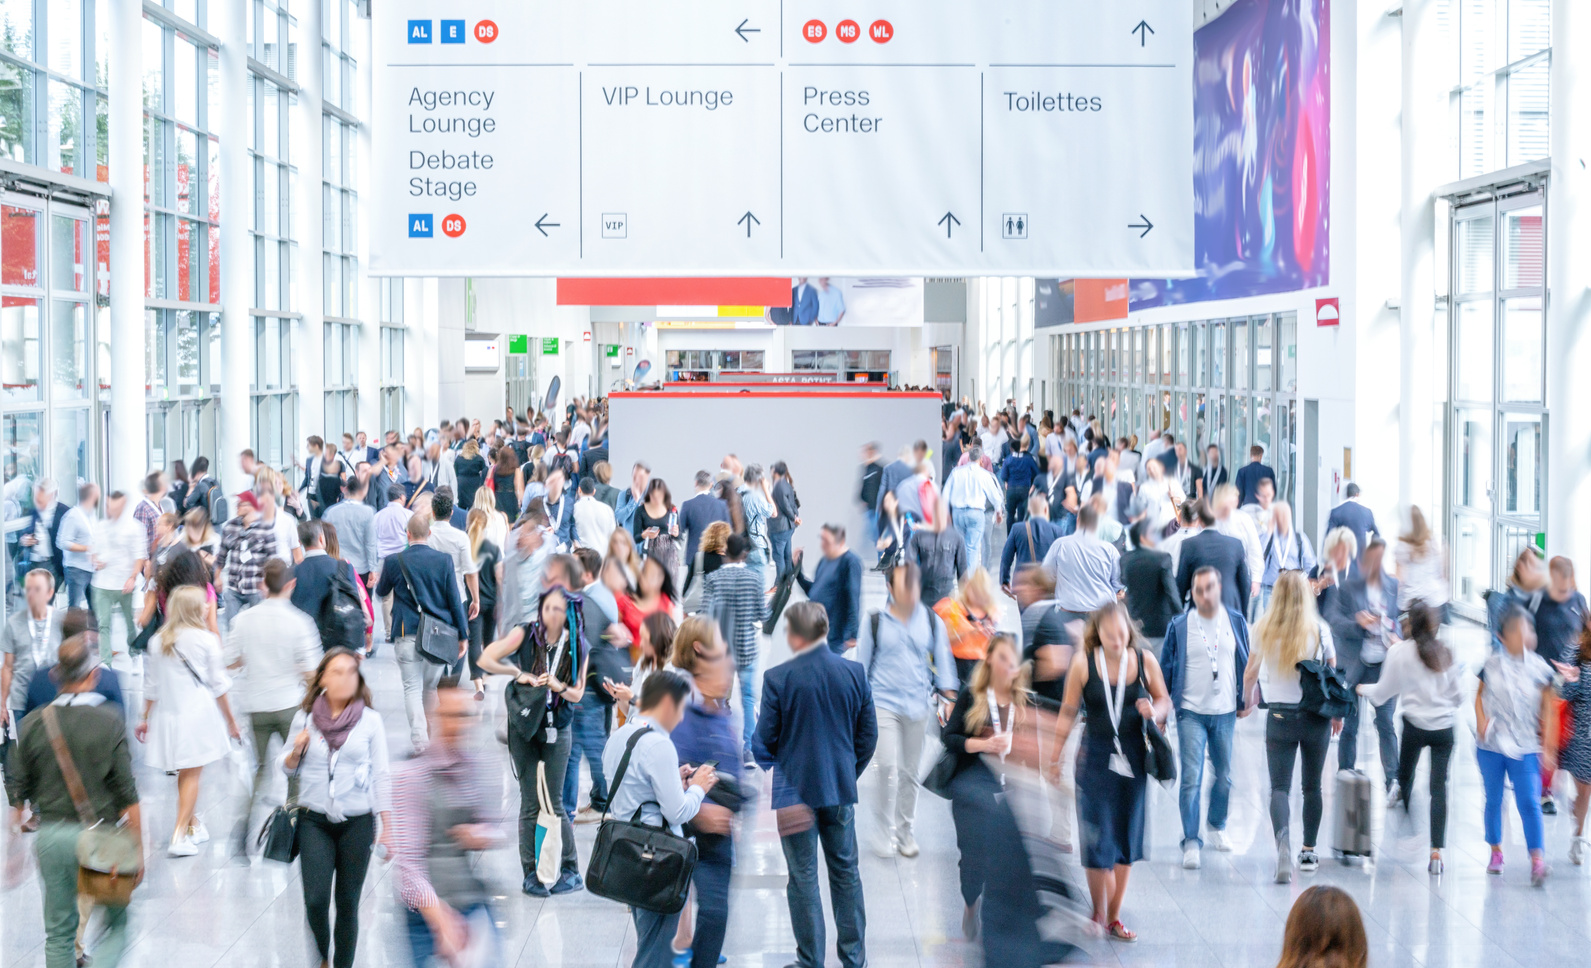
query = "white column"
(1398, 0, 1442, 517)
(217, 0, 252, 492)
(296, 0, 325, 449)
(1546, 0, 1591, 569)
(107, 0, 145, 492)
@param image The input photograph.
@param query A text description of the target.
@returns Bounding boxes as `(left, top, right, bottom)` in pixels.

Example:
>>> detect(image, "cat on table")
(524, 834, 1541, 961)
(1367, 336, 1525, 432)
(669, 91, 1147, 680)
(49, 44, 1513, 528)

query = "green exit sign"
(605, 344, 620, 358)
(507, 334, 528, 354)
(542, 337, 560, 355)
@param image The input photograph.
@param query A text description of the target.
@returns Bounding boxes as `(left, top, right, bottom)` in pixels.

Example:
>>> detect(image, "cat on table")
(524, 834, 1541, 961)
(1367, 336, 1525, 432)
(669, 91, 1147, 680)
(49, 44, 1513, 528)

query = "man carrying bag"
(375, 514, 470, 752)
(594, 671, 718, 968)
(10, 638, 142, 968)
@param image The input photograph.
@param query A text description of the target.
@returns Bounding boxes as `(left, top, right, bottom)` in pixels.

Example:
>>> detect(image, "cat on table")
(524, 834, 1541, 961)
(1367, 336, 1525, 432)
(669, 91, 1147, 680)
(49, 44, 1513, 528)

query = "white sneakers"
(1206, 829, 1232, 852)
(897, 832, 920, 858)
(1386, 782, 1402, 810)
(1182, 847, 1201, 870)
(168, 835, 198, 858)
(1571, 837, 1586, 867)
(189, 816, 210, 845)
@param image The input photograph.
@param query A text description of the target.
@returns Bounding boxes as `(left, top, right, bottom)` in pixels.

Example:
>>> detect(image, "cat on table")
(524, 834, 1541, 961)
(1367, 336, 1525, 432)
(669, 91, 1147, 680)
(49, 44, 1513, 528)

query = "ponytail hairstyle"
(1402, 602, 1451, 673)
(772, 460, 799, 509)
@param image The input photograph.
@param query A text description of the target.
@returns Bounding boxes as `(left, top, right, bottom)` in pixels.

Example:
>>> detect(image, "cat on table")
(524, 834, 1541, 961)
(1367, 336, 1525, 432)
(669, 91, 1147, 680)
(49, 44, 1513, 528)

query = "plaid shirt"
(391, 743, 501, 911)
(215, 518, 278, 596)
(132, 497, 162, 562)
(703, 563, 767, 668)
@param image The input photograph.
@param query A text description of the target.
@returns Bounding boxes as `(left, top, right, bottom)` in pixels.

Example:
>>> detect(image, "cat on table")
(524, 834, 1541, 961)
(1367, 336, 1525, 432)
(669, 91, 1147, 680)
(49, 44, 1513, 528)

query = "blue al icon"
(409, 214, 434, 238)
(407, 19, 432, 43)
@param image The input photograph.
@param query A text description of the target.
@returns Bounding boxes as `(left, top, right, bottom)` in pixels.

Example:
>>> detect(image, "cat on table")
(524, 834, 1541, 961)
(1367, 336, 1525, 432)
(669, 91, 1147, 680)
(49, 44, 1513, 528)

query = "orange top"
(934, 598, 999, 662)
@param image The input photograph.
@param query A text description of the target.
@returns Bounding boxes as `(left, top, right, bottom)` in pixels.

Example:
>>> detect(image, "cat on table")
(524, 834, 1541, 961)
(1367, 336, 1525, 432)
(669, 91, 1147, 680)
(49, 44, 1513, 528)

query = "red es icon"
(836, 19, 860, 42)
(442, 214, 467, 238)
(869, 19, 894, 43)
(473, 20, 498, 43)
(802, 19, 826, 42)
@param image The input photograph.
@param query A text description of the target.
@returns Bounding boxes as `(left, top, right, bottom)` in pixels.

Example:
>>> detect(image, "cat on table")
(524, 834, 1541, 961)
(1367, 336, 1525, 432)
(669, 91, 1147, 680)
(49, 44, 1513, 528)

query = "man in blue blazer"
(375, 514, 469, 750)
(678, 471, 729, 594)
(538, 468, 576, 548)
(1326, 536, 1400, 786)
(1159, 567, 1251, 869)
(1324, 482, 1380, 549)
(754, 602, 877, 968)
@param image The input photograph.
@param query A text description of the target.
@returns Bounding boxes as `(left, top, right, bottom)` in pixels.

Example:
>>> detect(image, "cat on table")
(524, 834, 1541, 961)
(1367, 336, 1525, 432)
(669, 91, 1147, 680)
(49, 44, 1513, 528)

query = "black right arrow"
(534, 213, 560, 236)
(938, 212, 961, 238)
(735, 18, 760, 42)
(738, 211, 761, 237)
(1132, 20, 1155, 46)
(1128, 214, 1154, 238)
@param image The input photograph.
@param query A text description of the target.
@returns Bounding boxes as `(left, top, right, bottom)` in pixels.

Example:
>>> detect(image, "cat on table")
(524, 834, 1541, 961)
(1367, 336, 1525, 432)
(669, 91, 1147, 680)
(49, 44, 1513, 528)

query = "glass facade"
(1052, 315, 1299, 505)
(1448, 0, 1551, 179)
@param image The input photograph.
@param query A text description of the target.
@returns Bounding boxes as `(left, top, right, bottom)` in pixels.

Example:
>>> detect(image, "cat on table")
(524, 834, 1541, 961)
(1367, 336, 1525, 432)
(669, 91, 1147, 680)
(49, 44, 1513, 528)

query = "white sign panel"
(371, 1, 1194, 277)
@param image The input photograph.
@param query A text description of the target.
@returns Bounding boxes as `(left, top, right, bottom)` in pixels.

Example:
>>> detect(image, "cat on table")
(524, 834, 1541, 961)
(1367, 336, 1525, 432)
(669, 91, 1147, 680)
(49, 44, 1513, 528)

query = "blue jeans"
(690, 835, 733, 968)
(405, 902, 496, 967)
(632, 906, 682, 968)
(562, 692, 610, 816)
(861, 510, 880, 563)
(770, 529, 794, 582)
(64, 566, 91, 610)
(738, 663, 759, 752)
(1176, 710, 1235, 849)
(1477, 748, 1544, 851)
(222, 588, 261, 637)
(952, 508, 986, 568)
(1055, 511, 1077, 537)
(1339, 661, 1399, 784)
(781, 803, 866, 968)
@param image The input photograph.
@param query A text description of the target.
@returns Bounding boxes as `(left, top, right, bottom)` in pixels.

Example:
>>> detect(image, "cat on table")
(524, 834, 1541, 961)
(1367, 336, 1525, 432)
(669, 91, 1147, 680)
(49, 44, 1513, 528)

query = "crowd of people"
(0, 396, 1580, 968)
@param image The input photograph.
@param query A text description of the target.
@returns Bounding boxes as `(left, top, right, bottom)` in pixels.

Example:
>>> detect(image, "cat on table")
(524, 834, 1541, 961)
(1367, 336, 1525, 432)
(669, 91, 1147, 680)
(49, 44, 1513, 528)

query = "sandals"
(1107, 920, 1138, 943)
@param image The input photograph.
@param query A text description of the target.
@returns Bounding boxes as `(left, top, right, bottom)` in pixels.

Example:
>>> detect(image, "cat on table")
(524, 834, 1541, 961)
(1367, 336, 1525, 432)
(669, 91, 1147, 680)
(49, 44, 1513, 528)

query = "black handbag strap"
(395, 551, 444, 626)
(603, 725, 654, 823)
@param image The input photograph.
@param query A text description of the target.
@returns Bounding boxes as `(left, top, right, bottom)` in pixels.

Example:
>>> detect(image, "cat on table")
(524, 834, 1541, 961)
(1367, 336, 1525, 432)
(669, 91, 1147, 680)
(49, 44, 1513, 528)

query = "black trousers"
(1264, 708, 1331, 848)
(1395, 719, 1455, 849)
(1004, 488, 1027, 527)
(298, 811, 376, 968)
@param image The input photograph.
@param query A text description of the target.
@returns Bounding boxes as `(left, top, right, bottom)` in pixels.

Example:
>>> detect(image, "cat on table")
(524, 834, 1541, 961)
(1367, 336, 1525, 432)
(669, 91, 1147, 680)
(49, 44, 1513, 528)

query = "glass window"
(1500, 297, 1542, 402)
(51, 406, 89, 501)
(1, 297, 41, 402)
(1454, 406, 1492, 511)
(1507, 60, 1549, 169)
(1278, 314, 1297, 393)
(1255, 396, 1274, 466)
(1175, 323, 1189, 384)
(0, 0, 32, 60)
(1232, 319, 1249, 390)
(48, 0, 82, 80)
(1500, 411, 1542, 518)
(3, 411, 43, 509)
(1192, 322, 1206, 386)
(51, 216, 86, 292)
(1455, 301, 1494, 402)
(1232, 395, 1249, 464)
(51, 300, 86, 400)
(1209, 321, 1225, 388)
(1501, 205, 1544, 290)
(1456, 215, 1495, 294)
(0, 61, 33, 164)
(1451, 514, 1491, 608)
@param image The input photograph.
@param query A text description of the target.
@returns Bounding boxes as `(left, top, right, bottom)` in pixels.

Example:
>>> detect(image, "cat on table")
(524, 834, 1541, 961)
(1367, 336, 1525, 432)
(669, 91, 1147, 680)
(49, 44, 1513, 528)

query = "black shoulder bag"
(585, 727, 699, 914)
(1136, 647, 1177, 785)
(395, 552, 460, 665)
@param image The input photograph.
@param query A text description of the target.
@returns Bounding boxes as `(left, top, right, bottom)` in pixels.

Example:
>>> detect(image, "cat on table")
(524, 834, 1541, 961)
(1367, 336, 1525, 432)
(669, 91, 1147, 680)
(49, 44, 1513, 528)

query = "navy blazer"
(1325, 500, 1380, 547)
(1175, 529, 1251, 616)
(791, 284, 820, 325)
(678, 492, 729, 563)
(1326, 573, 1400, 681)
(1159, 607, 1252, 713)
(1234, 461, 1277, 508)
(1000, 517, 1060, 586)
(289, 552, 353, 626)
(543, 491, 575, 546)
(375, 544, 469, 642)
(753, 646, 877, 810)
(1121, 546, 1180, 638)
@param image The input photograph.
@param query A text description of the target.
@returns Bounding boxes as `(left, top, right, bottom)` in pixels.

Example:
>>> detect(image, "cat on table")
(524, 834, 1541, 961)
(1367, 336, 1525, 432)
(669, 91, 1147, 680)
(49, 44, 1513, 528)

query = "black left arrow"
(938, 211, 961, 238)
(534, 213, 560, 236)
(735, 18, 760, 42)
(1132, 20, 1155, 46)
(738, 211, 761, 237)
(1128, 214, 1154, 238)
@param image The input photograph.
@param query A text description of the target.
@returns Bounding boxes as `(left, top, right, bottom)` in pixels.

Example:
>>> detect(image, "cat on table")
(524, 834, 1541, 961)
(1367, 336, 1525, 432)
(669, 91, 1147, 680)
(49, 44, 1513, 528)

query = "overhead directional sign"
(371, 1, 1195, 277)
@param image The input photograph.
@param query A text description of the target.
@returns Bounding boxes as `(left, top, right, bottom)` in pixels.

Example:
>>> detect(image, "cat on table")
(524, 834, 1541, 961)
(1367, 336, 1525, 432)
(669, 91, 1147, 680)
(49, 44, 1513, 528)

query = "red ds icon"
(473, 20, 498, 43)
(442, 214, 467, 238)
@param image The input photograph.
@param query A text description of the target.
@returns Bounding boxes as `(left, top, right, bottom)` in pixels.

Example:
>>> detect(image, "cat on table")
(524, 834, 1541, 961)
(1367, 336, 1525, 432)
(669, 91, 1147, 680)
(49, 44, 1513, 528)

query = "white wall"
(609, 392, 943, 556)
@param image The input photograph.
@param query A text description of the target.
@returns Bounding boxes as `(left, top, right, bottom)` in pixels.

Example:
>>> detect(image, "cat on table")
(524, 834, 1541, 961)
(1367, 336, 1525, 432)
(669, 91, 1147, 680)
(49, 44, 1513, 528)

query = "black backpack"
(318, 561, 366, 653)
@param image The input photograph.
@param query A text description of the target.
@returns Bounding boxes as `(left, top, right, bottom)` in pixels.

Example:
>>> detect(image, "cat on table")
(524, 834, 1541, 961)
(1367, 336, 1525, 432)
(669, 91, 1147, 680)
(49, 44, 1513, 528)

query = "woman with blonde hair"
(453, 436, 488, 509)
(135, 584, 241, 856)
(935, 567, 1001, 682)
(669, 614, 724, 674)
(1394, 505, 1449, 622)
(1049, 604, 1171, 941)
(608, 527, 644, 588)
(1310, 526, 1357, 617)
(471, 483, 509, 550)
(465, 508, 504, 699)
(698, 521, 732, 581)
(1243, 570, 1337, 883)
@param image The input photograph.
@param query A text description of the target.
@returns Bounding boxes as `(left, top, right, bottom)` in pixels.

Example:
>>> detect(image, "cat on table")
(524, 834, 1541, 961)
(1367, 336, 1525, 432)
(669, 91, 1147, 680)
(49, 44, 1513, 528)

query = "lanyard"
(1096, 648, 1130, 758)
(1193, 613, 1223, 684)
(984, 689, 1009, 761)
(29, 609, 51, 668)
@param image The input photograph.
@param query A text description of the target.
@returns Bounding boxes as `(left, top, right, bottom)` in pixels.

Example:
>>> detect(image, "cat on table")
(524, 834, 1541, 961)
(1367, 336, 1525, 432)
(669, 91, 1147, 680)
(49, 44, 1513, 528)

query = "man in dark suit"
(1326, 537, 1401, 787)
(679, 471, 730, 594)
(578, 432, 608, 480)
(1197, 445, 1228, 503)
(754, 602, 876, 968)
(791, 278, 820, 325)
(17, 480, 68, 592)
(1325, 483, 1380, 549)
(1159, 441, 1198, 501)
(375, 514, 469, 750)
(1121, 520, 1180, 652)
(288, 519, 352, 630)
(1175, 503, 1251, 616)
(1000, 493, 1061, 592)
(1233, 445, 1277, 508)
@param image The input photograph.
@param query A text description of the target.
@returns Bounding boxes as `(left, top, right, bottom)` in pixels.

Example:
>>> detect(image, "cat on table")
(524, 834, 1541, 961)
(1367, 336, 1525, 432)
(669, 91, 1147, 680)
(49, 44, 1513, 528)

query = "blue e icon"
(440, 20, 466, 43)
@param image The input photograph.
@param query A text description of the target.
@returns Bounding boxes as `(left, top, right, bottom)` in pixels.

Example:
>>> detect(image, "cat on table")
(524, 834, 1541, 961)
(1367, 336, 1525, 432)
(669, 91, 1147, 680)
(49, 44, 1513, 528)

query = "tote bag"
(534, 762, 562, 886)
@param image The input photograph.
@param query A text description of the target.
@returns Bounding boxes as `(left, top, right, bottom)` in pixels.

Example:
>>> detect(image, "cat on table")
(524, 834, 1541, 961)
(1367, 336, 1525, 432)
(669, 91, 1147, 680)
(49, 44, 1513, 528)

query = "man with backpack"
(289, 521, 368, 653)
(854, 561, 956, 859)
(225, 558, 320, 856)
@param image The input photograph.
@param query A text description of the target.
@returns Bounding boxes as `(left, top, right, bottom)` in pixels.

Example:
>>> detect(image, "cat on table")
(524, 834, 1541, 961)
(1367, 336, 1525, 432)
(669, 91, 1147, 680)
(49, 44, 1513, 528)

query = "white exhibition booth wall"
(609, 391, 943, 565)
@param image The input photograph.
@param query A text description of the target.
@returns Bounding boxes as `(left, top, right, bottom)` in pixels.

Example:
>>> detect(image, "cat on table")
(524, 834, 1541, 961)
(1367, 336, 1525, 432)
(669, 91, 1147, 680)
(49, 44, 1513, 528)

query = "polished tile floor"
(1, 569, 1583, 968)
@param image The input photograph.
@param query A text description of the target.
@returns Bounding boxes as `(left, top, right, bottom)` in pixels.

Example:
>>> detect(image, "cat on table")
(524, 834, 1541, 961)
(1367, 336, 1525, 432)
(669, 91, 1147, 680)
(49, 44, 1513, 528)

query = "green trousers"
(90, 588, 136, 662)
(36, 821, 129, 968)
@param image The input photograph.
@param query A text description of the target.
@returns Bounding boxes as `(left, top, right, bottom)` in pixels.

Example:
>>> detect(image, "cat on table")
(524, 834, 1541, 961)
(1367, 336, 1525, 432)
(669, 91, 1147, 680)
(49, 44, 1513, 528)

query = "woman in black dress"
(453, 438, 489, 510)
(1048, 602, 1170, 942)
(490, 445, 523, 522)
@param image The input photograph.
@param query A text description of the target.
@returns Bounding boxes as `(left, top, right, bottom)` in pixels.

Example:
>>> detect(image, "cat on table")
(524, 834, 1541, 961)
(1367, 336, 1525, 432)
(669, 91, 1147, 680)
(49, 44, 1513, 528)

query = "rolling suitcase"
(1333, 769, 1375, 861)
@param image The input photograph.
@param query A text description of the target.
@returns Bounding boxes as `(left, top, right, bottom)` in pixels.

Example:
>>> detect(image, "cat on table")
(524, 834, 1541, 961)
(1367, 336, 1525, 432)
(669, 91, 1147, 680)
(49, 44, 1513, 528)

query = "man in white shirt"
(426, 489, 480, 621)
(1159, 567, 1249, 870)
(1244, 477, 1277, 550)
(90, 490, 147, 662)
(258, 481, 304, 566)
(573, 477, 616, 551)
(1159, 502, 1200, 574)
(814, 276, 846, 326)
(372, 486, 414, 640)
(1041, 505, 1123, 622)
(941, 445, 1004, 569)
(226, 557, 320, 854)
(1212, 484, 1263, 615)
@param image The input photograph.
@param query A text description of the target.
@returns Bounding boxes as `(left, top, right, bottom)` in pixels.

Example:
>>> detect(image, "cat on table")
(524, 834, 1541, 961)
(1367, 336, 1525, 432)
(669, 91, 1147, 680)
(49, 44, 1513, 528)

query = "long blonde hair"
(466, 508, 490, 559)
(963, 634, 1030, 735)
(1400, 505, 1433, 561)
(670, 615, 724, 672)
(159, 585, 211, 656)
(1252, 571, 1322, 671)
(955, 566, 998, 617)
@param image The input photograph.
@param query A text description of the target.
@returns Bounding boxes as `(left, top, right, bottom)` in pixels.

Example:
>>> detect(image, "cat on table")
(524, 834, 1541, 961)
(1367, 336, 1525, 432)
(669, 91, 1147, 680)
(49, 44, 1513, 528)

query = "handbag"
(585, 726, 698, 914)
(129, 609, 162, 656)
(534, 762, 562, 886)
(1296, 658, 1354, 720)
(258, 756, 305, 863)
(920, 749, 958, 799)
(396, 552, 460, 665)
(40, 706, 143, 906)
(1136, 647, 1177, 785)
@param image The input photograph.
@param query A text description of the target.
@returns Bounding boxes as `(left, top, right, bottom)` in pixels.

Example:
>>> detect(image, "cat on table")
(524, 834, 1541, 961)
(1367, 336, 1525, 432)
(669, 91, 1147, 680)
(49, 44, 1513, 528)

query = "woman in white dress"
(135, 584, 242, 856)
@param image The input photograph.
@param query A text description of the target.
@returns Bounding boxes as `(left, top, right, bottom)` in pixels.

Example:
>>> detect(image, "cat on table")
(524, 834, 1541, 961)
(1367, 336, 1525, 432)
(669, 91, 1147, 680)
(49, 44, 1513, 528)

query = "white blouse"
(281, 707, 392, 822)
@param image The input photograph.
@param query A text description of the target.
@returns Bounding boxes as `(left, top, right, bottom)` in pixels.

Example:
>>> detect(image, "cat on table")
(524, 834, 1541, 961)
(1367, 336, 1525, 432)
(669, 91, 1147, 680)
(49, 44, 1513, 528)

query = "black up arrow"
(1132, 20, 1155, 46)
(1128, 214, 1154, 238)
(735, 18, 760, 42)
(534, 213, 560, 236)
(938, 212, 961, 238)
(738, 211, 761, 237)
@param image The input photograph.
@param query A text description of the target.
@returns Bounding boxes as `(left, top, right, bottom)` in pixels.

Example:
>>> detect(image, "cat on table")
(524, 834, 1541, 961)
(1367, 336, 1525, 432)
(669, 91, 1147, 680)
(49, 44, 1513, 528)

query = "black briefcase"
(585, 727, 698, 914)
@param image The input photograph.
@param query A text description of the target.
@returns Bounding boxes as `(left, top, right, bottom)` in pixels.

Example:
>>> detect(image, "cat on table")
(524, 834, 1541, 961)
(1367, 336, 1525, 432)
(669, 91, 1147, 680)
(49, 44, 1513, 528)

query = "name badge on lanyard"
(1097, 650, 1136, 779)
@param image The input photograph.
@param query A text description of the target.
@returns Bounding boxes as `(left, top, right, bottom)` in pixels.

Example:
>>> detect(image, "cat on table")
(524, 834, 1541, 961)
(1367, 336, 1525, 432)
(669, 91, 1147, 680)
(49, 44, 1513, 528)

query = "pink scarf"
(311, 694, 365, 752)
